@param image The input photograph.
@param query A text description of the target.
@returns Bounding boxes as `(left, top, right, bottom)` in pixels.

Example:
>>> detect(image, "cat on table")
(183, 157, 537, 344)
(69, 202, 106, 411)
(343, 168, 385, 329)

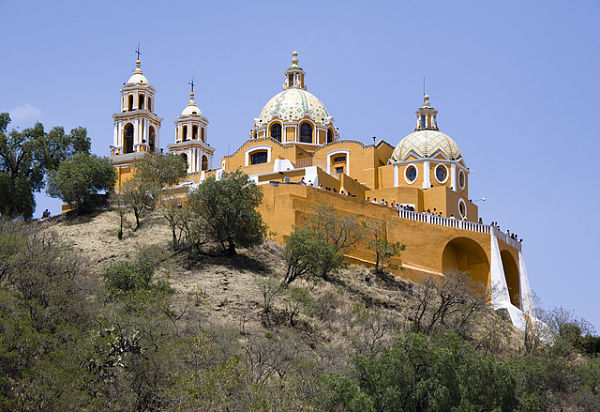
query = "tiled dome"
(392, 130, 462, 162)
(258, 88, 330, 123)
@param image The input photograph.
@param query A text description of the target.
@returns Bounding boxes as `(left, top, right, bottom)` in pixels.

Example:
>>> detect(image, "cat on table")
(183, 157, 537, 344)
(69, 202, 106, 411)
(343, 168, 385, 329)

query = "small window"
(270, 123, 282, 142)
(459, 170, 465, 189)
(250, 151, 268, 165)
(192, 125, 198, 140)
(147, 97, 152, 112)
(182, 126, 188, 141)
(335, 166, 344, 174)
(333, 156, 346, 163)
(405, 165, 417, 183)
(138, 94, 144, 110)
(288, 74, 294, 87)
(201, 128, 206, 142)
(128, 95, 134, 111)
(300, 123, 312, 143)
(458, 199, 467, 219)
(420, 115, 426, 129)
(435, 164, 448, 183)
(327, 128, 333, 143)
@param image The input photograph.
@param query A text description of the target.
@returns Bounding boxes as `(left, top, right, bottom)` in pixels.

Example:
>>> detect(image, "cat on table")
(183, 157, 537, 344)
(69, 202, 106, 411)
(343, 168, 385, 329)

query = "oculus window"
(405, 165, 417, 183)
(458, 199, 467, 219)
(459, 170, 465, 189)
(435, 164, 448, 183)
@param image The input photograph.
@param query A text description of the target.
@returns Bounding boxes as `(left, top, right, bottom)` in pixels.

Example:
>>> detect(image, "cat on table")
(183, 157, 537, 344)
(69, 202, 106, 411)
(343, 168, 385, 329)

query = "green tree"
(364, 219, 405, 274)
(281, 227, 343, 287)
(47, 153, 117, 213)
(121, 175, 156, 230)
(188, 170, 266, 256)
(132, 152, 187, 190)
(0, 113, 91, 218)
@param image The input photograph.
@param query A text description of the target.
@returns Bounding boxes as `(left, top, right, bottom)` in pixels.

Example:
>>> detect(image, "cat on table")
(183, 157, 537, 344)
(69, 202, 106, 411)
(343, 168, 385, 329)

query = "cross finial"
(135, 42, 141, 60)
(188, 76, 195, 94)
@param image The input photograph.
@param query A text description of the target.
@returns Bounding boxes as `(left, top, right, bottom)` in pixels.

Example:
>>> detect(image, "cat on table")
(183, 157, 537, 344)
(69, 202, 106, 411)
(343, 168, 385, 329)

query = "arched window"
(124, 124, 134, 154)
(128, 95, 134, 111)
(148, 126, 156, 152)
(201, 127, 205, 142)
(270, 123, 282, 142)
(250, 151, 268, 165)
(182, 125, 188, 141)
(192, 125, 198, 140)
(300, 123, 313, 143)
(327, 129, 333, 144)
(138, 94, 144, 110)
(202, 155, 208, 171)
(147, 97, 152, 112)
(181, 153, 188, 169)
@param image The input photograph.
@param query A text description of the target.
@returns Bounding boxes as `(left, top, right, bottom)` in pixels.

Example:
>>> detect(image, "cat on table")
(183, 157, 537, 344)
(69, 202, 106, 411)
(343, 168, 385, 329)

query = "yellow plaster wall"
(286, 127, 295, 142)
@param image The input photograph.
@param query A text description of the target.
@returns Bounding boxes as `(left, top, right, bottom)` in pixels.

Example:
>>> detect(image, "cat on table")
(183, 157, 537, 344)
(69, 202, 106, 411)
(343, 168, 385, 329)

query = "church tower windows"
(300, 122, 313, 143)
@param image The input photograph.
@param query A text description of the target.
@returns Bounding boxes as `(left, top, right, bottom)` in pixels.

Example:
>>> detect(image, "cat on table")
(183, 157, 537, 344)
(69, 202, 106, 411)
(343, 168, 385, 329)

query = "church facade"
(109, 52, 534, 330)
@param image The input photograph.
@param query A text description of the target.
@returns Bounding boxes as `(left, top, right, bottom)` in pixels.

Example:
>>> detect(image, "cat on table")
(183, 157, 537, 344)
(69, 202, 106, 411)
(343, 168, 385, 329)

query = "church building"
(109, 52, 534, 330)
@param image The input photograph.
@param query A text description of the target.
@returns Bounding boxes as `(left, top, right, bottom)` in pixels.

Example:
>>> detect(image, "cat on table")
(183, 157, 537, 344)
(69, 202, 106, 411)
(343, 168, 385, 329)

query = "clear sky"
(1, 1, 599, 329)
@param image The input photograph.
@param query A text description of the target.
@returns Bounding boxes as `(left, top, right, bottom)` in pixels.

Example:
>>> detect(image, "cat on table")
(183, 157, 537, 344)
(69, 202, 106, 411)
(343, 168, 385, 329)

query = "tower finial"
(135, 42, 141, 61)
(291, 50, 299, 65)
(189, 76, 195, 94)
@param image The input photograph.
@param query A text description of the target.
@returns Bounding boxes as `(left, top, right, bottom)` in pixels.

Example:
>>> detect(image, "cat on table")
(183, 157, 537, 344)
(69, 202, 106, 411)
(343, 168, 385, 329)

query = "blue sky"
(1, 0, 599, 329)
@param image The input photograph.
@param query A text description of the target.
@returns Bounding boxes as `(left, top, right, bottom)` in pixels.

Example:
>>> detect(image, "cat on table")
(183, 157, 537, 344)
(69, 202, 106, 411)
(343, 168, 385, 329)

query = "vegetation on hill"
(0, 170, 598, 411)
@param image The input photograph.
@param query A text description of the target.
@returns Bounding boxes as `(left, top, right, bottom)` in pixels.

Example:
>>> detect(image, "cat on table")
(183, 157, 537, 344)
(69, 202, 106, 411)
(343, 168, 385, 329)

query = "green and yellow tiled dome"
(392, 130, 462, 162)
(259, 88, 330, 123)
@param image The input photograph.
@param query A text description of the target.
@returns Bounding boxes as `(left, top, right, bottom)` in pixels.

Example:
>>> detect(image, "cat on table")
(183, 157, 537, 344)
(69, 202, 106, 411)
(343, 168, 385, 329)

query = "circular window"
(435, 164, 448, 183)
(404, 164, 418, 184)
(459, 170, 465, 189)
(458, 199, 467, 219)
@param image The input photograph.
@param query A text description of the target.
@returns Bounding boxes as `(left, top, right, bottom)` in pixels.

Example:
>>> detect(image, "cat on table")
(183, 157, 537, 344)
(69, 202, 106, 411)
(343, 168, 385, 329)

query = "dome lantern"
(415, 94, 439, 132)
(283, 51, 306, 90)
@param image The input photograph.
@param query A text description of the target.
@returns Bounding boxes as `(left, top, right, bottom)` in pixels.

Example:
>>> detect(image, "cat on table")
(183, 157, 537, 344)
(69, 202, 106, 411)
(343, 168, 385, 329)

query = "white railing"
(492, 227, 522, 250)
(397, 209, 522, 251)
(398, 209, 491, 234)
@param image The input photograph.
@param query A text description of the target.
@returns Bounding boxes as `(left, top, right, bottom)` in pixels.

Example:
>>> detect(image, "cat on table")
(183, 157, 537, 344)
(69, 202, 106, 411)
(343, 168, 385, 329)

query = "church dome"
(126, 60, 148, 85)
(392, 130, 462, 162)
(258, 88, 330, 123)
(181, 92, 202, 116)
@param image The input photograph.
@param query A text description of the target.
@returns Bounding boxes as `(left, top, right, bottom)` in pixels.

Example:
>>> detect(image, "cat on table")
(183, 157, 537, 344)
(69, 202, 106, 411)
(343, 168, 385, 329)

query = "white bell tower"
(111, 52, 162, 161)
(167, 80, 215, 174)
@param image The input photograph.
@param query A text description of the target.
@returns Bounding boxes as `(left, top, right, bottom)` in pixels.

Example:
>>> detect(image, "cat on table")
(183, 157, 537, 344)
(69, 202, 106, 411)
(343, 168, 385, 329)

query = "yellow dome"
(126, 60, 148, 85)
(181, 93, 202, 116)
(258, 88, 330, 123)
(392, 130, 462, 162)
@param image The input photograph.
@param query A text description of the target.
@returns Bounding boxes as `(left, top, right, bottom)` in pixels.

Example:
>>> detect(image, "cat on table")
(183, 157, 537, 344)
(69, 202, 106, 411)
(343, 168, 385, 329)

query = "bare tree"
(307, 204, 363, 252)
(412, 269, 487, 336)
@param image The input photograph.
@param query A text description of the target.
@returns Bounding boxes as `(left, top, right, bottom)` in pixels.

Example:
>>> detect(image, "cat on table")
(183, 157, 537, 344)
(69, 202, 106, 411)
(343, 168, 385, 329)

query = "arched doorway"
(148, 126, 156, 152)
(501, 250, 520, 307)
(202, 155, 208, 171)
(180, 153, 188, 170)
(442, 237, 490, 287)
(124, 123, 134, 154)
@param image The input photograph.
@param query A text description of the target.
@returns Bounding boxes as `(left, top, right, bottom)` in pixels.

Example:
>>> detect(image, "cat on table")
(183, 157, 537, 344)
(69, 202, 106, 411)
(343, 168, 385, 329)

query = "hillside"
(0, 209, 597, 411)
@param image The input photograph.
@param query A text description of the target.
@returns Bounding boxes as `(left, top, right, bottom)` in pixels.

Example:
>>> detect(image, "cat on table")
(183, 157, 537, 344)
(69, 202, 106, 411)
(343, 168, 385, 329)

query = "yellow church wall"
(286, 127, 295, 142)
(313, 142, 379, 189)
(365, 187, 423, 209)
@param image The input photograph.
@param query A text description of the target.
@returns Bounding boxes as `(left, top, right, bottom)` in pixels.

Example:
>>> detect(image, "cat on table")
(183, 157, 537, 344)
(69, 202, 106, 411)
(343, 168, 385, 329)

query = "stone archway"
(442, 237, 490, 287)
(501, 250, 520, 308)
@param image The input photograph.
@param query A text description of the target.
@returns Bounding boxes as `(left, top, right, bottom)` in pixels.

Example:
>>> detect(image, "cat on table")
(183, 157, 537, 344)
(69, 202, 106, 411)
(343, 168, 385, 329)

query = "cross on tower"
(189, 76, 195, 94)
(135, 43, 141, 60)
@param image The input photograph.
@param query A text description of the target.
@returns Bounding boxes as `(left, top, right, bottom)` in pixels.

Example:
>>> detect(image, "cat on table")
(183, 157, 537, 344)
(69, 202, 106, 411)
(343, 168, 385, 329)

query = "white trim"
(326, 149, 350, 175)
(244, 145, 272, 166)
(394, 165, 398, 187)
(404, 163, 418, 184)
(434, 163, 449, 184)
(458, 198, 467, 219)
(450, 163, 457, 191)
(422, 160, 431, 189)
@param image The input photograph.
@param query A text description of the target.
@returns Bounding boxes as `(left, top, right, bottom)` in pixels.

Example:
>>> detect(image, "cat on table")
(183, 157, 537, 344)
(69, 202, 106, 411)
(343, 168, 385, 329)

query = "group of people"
(490, 221, 523, 243)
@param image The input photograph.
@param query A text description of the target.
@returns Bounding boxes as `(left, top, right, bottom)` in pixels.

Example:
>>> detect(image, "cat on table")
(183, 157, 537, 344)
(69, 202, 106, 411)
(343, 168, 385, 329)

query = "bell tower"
(111, 52, 162, 161)
(167, 80, 215, 174)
